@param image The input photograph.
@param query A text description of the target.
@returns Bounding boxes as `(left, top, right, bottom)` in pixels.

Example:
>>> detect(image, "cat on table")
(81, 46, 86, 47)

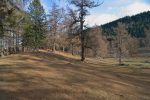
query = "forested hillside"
(101, 11, 150, 38)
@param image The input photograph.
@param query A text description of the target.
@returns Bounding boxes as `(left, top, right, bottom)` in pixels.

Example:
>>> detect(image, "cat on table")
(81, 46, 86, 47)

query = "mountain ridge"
(101, 11, 150, 38)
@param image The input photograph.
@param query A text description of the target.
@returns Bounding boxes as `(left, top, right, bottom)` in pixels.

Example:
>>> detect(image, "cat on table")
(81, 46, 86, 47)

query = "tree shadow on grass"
(0, 52, 150, 100)
(27, 52, 80, 63)
(0, 88, 73, 100)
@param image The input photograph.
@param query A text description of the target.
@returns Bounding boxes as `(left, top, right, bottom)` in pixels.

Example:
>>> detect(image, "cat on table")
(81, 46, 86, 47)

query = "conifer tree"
(27, 0, 47, 50)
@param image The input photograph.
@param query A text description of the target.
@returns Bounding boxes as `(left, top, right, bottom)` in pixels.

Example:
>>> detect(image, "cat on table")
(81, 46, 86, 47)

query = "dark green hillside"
(101, 11, 150, 38)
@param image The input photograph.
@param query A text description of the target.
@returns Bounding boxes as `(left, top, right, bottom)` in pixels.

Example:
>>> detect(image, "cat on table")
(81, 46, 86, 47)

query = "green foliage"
(22, 20, 34, 47)
(0, 0, 24, 37)
(23, 0, 47, 49)
(102, 11, 150, 38)
(0, 1, 8, 37)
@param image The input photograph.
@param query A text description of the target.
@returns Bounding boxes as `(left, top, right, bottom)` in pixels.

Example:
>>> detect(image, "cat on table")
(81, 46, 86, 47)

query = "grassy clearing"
(123, 57, 150, 68)
(0, 51, 150, 100)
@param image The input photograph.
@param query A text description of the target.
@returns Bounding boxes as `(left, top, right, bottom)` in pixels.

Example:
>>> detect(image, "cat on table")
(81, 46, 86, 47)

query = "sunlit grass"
(0, 51, 149, 100)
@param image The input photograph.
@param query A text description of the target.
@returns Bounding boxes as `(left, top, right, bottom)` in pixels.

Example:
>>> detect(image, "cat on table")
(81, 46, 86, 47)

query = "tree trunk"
(80, 2, 85, 61)
(52, 42, 56, 52)
(12, 33, 16, 54)
(62, 46, 65, 52)
(119, 47, 122, 65)
(118, 32, 123, 65)
(71, 43, 74, 55)
(0, 38, 4, 57)
(16, 33, 19, 53)
(81, 33, 85, 61)
(52, 29, 57, 52)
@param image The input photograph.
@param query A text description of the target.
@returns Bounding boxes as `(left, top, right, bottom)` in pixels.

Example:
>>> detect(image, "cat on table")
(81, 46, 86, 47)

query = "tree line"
(22, 0, 103, 62)
(102, 11, 150, 38)
(0, 0, 29, 56)
(0, 0, 150, 64)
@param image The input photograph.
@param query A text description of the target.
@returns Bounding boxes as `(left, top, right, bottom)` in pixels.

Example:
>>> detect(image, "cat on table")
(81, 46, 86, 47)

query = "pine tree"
(0, 0, 29, 55)
(0, 0, 8, 37)
(27, 0, 47, 50)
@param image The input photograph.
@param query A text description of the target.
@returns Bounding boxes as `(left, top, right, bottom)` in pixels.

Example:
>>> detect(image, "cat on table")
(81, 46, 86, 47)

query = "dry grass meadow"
(0, 51, 150, 100)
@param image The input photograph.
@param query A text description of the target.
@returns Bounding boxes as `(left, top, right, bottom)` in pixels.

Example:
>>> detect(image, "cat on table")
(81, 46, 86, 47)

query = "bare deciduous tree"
(113, 22, 128, 65)
(85, 26, 108, 58)
(69, 0, 102, 61)
(48, 2, 64, 52)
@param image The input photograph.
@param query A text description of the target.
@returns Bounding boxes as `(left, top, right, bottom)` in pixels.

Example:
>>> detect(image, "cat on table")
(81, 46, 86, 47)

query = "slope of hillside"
(101, 11, 150, 38)
(0, 51, 150, 100)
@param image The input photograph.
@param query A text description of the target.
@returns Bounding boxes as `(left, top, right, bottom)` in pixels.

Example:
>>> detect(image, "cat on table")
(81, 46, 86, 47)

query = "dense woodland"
(0, 0, 150, 64)
(102, 11, 150, 38)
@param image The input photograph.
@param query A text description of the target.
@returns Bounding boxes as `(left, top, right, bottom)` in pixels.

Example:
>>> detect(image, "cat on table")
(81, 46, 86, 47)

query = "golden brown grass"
(0, 51, 150, 100)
